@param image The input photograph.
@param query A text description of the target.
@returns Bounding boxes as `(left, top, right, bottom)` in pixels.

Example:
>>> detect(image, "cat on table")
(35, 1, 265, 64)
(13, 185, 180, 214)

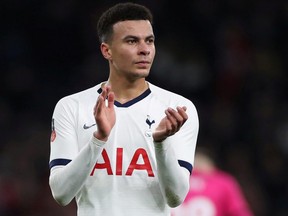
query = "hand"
(153, 106, 188, 142)
(93, 86, 116, 141)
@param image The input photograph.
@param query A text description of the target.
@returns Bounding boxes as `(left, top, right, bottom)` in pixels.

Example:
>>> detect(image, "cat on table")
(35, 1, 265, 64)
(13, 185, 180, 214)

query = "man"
(49, 2, 199, 216)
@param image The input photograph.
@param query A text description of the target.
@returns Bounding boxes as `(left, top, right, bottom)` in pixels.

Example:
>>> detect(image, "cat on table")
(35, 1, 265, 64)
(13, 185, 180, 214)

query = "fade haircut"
(97, 2, 153, 43)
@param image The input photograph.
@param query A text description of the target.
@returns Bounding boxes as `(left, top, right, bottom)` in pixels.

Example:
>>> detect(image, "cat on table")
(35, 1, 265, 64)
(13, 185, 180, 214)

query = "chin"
(138, 71, 150, 78)
(131, 69, 150, 78)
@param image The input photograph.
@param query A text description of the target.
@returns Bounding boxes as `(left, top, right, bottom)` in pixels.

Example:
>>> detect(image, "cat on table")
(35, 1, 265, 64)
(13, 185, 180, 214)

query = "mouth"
(135, 61, 151, 68)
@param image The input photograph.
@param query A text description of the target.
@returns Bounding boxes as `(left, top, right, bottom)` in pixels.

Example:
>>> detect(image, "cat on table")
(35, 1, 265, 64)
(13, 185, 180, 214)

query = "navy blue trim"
(97, 88, 151, 107)
(49, 159, 72, 169)
(178, 160, 193, 175)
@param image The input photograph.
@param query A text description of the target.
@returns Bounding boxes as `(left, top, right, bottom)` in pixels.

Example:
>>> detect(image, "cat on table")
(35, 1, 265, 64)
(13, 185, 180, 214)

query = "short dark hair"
(97, 2, 153, 43)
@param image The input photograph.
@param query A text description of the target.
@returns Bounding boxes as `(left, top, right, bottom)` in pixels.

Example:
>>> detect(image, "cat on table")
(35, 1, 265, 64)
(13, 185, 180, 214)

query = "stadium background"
(1, 0, 287, 215)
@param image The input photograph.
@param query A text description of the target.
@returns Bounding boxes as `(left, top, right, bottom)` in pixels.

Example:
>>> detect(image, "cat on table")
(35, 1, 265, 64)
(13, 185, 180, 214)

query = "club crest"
(145, 115, 155, 137)
(50, 118, 56, 142)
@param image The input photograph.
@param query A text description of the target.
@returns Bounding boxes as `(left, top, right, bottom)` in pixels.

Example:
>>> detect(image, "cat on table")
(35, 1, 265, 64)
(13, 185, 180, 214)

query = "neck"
(104, 77, 148, 104)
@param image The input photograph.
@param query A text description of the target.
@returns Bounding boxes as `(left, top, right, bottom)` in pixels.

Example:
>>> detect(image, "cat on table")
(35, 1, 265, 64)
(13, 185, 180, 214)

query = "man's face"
(106, 20, 155, 80)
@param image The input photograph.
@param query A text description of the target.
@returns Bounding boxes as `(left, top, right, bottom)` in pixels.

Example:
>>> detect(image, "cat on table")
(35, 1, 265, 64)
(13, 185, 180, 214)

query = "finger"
(107, 91, 115, 109)
(105, 85, 112, 93)
(165, 108, 176, 123)
(177, 106, 187, 112)
(165, 119, 174, 135)
(176, 106, 188, 122)
(167, 108, 184, 127)
(94, 95, 104, 116)
(101, 86, 108, 99)
(101, 85, 113, 105)
(165, 109, 179, 132)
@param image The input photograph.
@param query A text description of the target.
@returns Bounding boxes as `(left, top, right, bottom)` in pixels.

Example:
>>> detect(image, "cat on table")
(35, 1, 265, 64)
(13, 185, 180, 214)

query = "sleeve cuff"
(153, 139, 170, 151)
(90, 136, 106, 147)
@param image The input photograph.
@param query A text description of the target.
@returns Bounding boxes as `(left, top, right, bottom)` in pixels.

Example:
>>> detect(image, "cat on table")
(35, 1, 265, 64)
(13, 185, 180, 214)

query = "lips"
(135, 61, 151, 67)
(136, 60, 150, 64)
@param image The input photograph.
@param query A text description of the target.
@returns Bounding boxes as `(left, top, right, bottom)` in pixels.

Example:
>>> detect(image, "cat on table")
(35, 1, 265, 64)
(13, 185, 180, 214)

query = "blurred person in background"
(48, 2, 199, 216)
(171, 147, 253, 216)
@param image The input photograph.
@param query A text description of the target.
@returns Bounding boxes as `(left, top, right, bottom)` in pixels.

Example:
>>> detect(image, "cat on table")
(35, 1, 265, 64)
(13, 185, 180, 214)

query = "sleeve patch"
(49, 158, 72, 169)
(178, 160, 193, 175)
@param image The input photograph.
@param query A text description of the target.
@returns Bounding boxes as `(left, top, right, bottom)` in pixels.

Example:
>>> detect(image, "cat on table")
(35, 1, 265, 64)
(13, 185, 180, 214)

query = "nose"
(140, 50, 150, 56)
(138, 42, 151, 56)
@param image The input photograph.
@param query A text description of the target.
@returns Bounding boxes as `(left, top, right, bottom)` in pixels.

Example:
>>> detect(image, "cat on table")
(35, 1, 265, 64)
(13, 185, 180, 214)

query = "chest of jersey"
(77, 96, 166, 178)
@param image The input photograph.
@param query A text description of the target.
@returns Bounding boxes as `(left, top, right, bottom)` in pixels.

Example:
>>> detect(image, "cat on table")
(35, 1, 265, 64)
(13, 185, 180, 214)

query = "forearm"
(154, 141, 190, 208)
(49, 136, 105, 206)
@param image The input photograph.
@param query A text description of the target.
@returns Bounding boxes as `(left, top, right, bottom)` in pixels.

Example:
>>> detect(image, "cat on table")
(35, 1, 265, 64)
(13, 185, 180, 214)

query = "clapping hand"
(93, 86, 116, 141)
(153, 106, 188, 142)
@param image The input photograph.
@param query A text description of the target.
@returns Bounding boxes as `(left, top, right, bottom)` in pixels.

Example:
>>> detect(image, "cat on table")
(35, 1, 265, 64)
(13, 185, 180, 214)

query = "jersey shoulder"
(149, 82, 196, 108)
(56, 84, 101, 108)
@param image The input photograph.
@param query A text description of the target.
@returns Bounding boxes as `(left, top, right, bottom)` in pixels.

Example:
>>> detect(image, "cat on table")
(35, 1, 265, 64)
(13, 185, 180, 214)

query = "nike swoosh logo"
(83, 123, 96, 129)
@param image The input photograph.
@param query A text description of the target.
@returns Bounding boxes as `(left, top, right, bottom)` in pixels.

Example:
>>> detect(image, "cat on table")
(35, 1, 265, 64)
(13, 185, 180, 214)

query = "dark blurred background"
(1, 0, 287, 215)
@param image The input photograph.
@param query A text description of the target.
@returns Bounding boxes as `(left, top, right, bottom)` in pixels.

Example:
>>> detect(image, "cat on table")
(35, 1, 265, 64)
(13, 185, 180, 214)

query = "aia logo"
(50, 118, 56, 142)
(90, 148, 155, 177)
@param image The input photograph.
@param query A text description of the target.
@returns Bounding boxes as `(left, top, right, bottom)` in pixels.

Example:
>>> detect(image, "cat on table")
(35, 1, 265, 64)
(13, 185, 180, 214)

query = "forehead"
(112, 20, 154, 38)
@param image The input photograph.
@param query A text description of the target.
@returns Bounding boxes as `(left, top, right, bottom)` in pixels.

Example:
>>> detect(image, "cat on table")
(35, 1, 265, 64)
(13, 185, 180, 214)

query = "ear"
(100, 43, 112, 60)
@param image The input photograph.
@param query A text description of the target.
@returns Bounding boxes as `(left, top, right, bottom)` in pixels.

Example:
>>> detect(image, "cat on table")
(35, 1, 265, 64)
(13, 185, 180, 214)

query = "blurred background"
(1, 0, 287, 215)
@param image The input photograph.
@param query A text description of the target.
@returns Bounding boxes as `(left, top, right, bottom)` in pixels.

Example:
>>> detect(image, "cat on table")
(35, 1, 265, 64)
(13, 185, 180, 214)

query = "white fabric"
(154, 140, 190, 207)
(49, 136, 105, 206)
(49, 82, 199, 216)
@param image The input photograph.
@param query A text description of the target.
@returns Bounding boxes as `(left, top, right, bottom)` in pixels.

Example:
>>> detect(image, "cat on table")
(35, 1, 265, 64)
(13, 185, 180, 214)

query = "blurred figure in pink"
(171, 147, 253, 216)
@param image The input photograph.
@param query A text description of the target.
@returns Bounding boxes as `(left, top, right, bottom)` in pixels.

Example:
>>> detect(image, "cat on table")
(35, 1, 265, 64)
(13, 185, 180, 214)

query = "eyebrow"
(123, 34, 155, 41)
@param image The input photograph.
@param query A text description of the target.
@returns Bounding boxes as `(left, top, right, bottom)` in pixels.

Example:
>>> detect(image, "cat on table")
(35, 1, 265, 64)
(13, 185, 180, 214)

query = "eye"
(127, 39, 137, 44)
(146, 38, 155, 44)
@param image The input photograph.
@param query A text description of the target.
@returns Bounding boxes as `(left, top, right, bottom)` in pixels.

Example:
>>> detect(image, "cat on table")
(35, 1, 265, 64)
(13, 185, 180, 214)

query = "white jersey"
(49, 82, 199, 216)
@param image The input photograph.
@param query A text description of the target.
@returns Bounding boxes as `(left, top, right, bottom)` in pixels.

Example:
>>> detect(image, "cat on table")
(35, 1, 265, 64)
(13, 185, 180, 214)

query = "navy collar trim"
(97, 88, 151, 107)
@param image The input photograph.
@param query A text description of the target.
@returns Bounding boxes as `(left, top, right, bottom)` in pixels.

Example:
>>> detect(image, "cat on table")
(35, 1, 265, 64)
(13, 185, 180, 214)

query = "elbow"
(51, 191, 71, 206)
(49, 176, 72, 206)
(165, 186, 188, 208)
(167, 197, 183, 208)
(165, 179, 189, 208)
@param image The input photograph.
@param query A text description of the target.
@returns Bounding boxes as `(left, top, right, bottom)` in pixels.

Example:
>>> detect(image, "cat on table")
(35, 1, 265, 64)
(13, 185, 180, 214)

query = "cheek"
(113, 49, 134, 64)
(111, 54, 132, 71)
(151, 49, 156, 60)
